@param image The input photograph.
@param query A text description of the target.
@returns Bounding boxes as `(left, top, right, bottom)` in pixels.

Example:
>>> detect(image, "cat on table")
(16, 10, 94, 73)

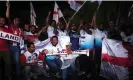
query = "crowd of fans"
(0, 5, 133, 80)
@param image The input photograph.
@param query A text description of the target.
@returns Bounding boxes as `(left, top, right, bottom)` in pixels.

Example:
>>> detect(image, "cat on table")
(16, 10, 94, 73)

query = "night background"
(0, 1, 133, 29)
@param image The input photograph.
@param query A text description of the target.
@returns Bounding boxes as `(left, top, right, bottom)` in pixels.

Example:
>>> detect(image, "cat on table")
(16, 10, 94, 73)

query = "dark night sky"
(0, 1, 70, 27)
(0, 1, 133, 28)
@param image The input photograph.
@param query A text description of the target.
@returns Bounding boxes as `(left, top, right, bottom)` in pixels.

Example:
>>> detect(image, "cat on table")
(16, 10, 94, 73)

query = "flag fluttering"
(68, 0, 82, 11)
(100, 39, 133, 80)
(53, 2, 64, 24)
(30, 2, 37, 26)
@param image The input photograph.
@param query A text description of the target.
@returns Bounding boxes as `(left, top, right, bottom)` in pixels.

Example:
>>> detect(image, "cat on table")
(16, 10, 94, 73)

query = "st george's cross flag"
(100, 38, 133, 80)
(53, 2, 63, 24)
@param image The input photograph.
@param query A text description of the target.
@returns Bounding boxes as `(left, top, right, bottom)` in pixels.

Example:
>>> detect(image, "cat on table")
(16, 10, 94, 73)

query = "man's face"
(30, 26, 36, 34)
(14, 18, 20, 25)
(71, 25, 76, 31)
(28, 44, 35, 53)
(59, 22, 65, 30)
(51, 21, 56, 27)
(51, 37, 58, 46)
(24, 24, 29, 31)
(99, 24, 103, 29)
(0, 18, 5, 26)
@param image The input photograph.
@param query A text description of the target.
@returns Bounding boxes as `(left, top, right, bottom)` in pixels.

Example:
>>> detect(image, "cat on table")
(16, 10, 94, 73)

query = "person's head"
(51, 36, 58, 46)
(71, 24, 76, 31)
(126, 27, 132, 36)
(0, 17, 5, 27)
(24, 24, 29, 31)
(66, 43, 72, 51)
(59, 19, 66, 30)
(51, 20, 56, 28)
(13, 17, 20, 26)
(109, 21, 115, 29)
(27, 42, 35, 53)
(30, 25, 36, 34)
(98, 23, 104, 30)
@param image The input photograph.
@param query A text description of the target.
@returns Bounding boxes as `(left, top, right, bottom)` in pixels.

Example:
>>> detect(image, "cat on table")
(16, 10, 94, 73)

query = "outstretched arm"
(37, 25, 48, 37)
(46, 11, 51, 26)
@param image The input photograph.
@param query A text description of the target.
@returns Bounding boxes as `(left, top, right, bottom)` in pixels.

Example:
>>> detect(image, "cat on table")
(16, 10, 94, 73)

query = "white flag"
(30, 2, 37, 26)
(100, 39, 129, 80)
(68, 0, 82, 11)
(53, 2, 63, 24)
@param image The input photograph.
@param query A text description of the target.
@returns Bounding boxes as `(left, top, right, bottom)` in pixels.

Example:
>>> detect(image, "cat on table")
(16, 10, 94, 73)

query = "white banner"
(0, 31, 22, 43)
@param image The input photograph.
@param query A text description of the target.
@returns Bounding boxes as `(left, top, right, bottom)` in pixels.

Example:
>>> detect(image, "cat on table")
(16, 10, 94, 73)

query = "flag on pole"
(68, 0, 83, 11)
(30, 2, 37, 26)
(53, 2, 63, 24)
(128, 4, 133, 17)
(100, 39, 133, 80)
(91, 0, 102, 10)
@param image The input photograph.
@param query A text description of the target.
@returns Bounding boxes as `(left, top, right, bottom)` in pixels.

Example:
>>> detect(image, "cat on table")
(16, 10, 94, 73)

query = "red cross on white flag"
(53, 2, 63, 24)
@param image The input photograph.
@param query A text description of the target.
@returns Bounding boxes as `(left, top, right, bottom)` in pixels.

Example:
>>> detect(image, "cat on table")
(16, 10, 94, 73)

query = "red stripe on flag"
(102, 54, 129, 67)
(53, 11, 58, 14)
(53, 8, 60, 14)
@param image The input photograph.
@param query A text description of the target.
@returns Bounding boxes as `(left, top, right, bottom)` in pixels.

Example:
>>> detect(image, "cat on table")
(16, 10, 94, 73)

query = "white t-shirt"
(79, 30, 94, 49)
(45, 43, 62, 53)
(44, 43, 63, 60)
(23, 50, 40, 64)
(47, 26, 55, 38)
(94, 28, 106, 40)
(57, 29, 68, 36)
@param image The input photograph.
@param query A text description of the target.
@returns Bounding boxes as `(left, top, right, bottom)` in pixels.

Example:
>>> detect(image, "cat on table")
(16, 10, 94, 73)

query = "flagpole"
(62, 15, 67, 24)
(68, 0, 87, 24)
(55, 1, 67, 24)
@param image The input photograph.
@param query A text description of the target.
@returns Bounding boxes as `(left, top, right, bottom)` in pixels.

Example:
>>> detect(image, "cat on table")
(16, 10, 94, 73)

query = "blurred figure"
(21, 42, 47, 80)
(43, 36, 62, 78)
(69, 24, 79, 51)
(24, 24, 30, 33)
(25, 25, 38, 43)
(8, 17, 24, 79)
(57, 20, 68, 36)
(61, 43, 76, 80)
(120, 27, 133, 45)
(0, 17, 12, 80)
(46, 11, 58, 38)
(38, 25, 48, 41)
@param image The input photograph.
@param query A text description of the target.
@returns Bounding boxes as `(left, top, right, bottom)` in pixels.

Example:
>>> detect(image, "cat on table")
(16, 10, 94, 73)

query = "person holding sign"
(43, 36, 62, 77)
(8, 17, 24, 79)
(0, 17, 12, 80)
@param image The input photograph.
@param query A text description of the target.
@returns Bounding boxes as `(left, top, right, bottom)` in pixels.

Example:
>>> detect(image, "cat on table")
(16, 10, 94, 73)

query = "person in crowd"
(120, 26, 133, 45)
(38, 25, 48, 41)
(43, 36, 62, 77)
(91, 15, 106, 76)
(8, 17, 24, 79)
(61, 43, 76, 80)
(57, 19, 68, 36)
(68, 24, 79, 51)
(24, 24, 30, 33)
(78, 20, 94, 50)
(25, 25, 46, 43)
(21, 42, 47, 80)
(46, 11, 58, 38)
(0, 17, 12, 80)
